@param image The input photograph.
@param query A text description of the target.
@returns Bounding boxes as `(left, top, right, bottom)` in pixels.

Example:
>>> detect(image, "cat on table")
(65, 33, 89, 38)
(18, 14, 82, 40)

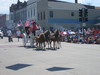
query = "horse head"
(44, 30, 50, 37)
(54, 29, 60, 37)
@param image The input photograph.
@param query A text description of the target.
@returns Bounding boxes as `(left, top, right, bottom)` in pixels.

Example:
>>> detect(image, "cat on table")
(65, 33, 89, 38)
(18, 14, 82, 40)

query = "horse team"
(35, 29, 62, 50)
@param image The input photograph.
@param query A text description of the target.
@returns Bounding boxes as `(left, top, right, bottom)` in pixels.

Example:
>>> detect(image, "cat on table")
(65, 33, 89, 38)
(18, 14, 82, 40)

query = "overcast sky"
(0, 0, 100, 14)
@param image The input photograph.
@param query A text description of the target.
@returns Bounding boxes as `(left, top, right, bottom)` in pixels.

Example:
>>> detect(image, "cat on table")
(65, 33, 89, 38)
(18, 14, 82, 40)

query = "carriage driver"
(24, 25, 31, 36)
(31, 21, 40, 36)
(24, 21, 31, 35)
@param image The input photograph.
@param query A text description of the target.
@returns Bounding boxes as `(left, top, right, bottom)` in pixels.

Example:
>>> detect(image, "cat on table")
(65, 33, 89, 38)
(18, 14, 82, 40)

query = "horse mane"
(40, 33, 45, 39)
(36, 33, 45, 42)
(44, 30, 50, 37)
(44, 30, 49, 34)
(54, 29, 60, 37)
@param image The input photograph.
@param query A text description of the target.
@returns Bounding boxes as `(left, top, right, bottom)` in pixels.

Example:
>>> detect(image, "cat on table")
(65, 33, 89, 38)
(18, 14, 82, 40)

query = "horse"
(49, 29, 62, 49)
(36, 33, 46, 49)
(29, 28, 43, 47)
(44, 30, 51, 48)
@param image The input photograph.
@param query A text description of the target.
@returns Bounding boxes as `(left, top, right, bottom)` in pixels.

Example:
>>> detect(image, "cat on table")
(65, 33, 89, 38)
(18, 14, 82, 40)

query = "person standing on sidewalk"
(16, 29, 21, 42)
(0, 31, 3, 39)
(7, 30, 13, 42)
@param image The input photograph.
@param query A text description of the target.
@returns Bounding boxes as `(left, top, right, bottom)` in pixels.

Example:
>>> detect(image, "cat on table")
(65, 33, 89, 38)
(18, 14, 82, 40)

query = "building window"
(31, 9, 32, 18)
(50, 11, 53, 18)
(38, 13, 39, 20)
(11, 14, 13, 20)
(28, 10, 30, 18)
(34, 8, 35, 16)
(43, 11, 45, 20)
(41, 12, 42, 20)
(71, 12, 74, 16)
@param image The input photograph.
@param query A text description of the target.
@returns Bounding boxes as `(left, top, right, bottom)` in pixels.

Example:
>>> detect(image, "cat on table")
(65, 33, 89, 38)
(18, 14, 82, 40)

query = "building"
(10, 0, 27, 25)
(10, 0, 100, 30)
(0, 14, 9, 29)
(27, 0, 48, 28)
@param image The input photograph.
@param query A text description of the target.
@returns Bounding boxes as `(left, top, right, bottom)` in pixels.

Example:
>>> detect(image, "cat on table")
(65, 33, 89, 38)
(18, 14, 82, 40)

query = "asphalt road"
(0, 37, 100, 75)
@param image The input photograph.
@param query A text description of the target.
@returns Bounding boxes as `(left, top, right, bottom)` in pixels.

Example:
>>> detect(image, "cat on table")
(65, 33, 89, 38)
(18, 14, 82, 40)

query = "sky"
(0, 0, 100, 14)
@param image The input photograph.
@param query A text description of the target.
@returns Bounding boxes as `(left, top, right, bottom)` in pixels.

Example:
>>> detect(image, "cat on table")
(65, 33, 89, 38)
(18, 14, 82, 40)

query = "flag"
(17, 20, 23, 27)
(24, 21, 31, 27)
(17, 24, 22, 27)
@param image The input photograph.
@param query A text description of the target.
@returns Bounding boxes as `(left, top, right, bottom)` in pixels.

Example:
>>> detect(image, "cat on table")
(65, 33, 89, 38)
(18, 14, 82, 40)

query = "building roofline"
(48, 0, 69, 3)
(95, 7, 100, 9)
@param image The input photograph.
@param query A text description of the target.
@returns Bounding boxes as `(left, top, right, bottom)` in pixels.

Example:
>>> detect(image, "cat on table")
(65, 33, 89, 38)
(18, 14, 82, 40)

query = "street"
(0, 37, 100, 75)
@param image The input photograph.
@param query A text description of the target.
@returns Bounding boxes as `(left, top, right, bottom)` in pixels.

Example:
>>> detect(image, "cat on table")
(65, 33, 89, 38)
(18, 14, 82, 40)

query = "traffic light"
(84, 9, 88, 22)
(84, 9, 88, 17)
(79, 9, 82, 17)
(79, 8, 88, 22)
(79, 9, 83, 22)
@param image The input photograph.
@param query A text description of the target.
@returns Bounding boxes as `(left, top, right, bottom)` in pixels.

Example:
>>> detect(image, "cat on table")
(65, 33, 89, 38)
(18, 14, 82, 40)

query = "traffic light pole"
(82, 22, 86, 38)
(79, 8, 88, 40)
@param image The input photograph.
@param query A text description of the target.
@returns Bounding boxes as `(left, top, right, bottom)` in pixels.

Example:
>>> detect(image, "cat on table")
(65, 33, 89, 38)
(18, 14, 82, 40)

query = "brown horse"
(36, 33, 46, 49)
(49, 29, 62, 49)
(44, 30, 51, 48)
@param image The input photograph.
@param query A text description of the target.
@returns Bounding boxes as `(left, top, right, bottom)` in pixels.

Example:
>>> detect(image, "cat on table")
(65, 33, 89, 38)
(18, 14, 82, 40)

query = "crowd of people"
(61, 28, 100, 44)
(1, 20, 43, 42)
(0, 20, 100, 44)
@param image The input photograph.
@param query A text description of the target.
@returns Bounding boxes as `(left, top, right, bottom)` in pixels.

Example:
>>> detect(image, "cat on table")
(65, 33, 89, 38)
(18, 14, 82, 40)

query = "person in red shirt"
(95, 28, 99, 35)
(31, 21, 38, 36)
(92, 28, 96, 35)
(24, 21, 31, 35)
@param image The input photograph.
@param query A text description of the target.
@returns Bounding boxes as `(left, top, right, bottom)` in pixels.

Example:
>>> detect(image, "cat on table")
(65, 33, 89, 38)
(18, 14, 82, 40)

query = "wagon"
(22, 32, 36, 47)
